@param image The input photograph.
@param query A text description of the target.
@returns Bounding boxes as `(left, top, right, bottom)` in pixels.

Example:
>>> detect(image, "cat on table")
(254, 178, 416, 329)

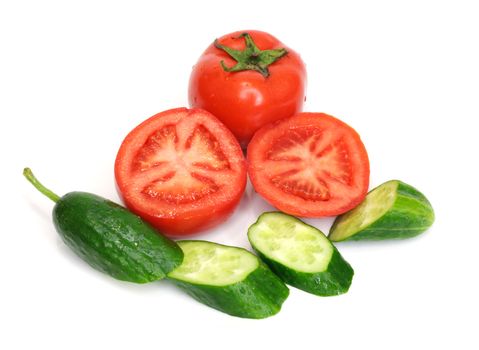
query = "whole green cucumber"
(23, 168, 183, 283)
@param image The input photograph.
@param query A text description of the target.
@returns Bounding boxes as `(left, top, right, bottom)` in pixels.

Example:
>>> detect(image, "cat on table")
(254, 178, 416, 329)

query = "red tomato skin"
(247, 112, 370, 218)
(122, 192, 243, 237)
(188, 30, 307, 148)
(115, 107, 247, 237)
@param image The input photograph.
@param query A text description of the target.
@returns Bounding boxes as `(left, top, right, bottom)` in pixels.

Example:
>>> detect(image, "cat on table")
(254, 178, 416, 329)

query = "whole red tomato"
(188, 30, 307, 148)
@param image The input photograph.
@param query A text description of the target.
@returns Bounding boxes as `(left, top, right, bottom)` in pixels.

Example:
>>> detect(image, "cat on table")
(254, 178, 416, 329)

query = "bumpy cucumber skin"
(252, 245, 354, 296)
(53, 192, 183, 283)
(330, 180, 435, 241)
(168, 250, 289, 319)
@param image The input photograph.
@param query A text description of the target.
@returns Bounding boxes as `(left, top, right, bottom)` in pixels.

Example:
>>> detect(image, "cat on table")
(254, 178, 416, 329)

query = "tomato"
(188, 30, 306, 148)
(247, 113, 370, 217)
(115, 108, 247, 236)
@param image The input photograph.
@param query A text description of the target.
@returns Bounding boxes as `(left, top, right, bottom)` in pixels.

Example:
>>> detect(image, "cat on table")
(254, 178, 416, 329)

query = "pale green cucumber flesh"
(167, 240, 289, 319)
(248, 212, 353, 296)
(168, 241, 258, 286)
(248, 212, 333, 273)
(329, 180, 435, 241)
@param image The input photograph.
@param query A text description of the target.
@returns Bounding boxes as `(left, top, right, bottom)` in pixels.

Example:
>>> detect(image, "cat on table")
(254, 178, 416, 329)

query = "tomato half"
(115, 108, 247, 236)
(247, 113, 370, 217)
(188, 30, 306, 148)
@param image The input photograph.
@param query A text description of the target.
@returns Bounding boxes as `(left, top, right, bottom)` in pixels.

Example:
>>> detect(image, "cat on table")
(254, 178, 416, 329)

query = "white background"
(1, 1, 478, 349)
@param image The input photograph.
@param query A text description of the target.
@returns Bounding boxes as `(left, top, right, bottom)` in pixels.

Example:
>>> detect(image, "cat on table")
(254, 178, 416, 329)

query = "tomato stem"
(23, 167, 61, 203)
(214, 32, 287, 78)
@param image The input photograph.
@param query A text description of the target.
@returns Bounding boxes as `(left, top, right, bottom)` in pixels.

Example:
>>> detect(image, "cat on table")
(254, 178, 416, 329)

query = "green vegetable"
(214, 32, 288, 78)
(23, 168, 183, 283)
(248, 212, 354, 296)
(329, 180, 435, 241)
(167, 240, 289, 319)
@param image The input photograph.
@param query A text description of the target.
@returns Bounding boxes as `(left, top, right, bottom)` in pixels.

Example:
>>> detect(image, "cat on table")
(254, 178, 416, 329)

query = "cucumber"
(167, 240, 289, 319)
(247, 212, 354, 296)
(329, 180, 435, 241)
(23, 168, 183, 283)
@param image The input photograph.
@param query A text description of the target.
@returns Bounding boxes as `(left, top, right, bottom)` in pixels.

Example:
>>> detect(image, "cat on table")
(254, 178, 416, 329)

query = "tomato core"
(267, 127, 353, 202)
(133, 124, 230, 204)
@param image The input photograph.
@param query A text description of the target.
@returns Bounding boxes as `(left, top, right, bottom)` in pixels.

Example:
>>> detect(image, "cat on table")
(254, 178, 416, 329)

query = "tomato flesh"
(247, 113, 370, 217)
(115, 108, 247, 236)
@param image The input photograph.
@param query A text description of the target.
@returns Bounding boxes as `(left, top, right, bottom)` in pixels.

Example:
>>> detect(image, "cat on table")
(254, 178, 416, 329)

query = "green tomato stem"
(214, 32, 288, 78)
(23, 167, 61, 203)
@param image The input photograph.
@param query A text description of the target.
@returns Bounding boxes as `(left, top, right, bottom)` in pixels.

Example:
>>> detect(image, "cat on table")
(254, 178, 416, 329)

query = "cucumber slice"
(248, 212, 354, 296)
(329, 180, 435, 241)
(167, 240, 289, 319)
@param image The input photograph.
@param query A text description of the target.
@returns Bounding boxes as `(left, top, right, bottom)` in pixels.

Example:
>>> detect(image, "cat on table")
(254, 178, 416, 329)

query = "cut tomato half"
(115, 108, 247, 236)
(247, 113, 370, 217)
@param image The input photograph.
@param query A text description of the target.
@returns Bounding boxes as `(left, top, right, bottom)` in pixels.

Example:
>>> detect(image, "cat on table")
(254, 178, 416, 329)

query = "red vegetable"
(115, 108, 247, 236)
(247, 112, 370, 217)
(188, 30, 306, 148)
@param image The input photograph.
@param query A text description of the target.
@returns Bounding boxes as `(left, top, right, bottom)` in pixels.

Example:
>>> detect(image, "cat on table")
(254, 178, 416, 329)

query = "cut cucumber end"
(168, 241, 258, 286)
(167, 240, 289, 319)
(248, 212, 333, 273)
(329, 180, 435, 241)
(329, 180, 398, 241)
(248, 212, 354, 296)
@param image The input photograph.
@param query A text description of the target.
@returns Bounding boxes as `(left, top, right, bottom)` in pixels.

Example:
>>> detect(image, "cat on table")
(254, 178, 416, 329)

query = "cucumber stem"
(23, 167, 61, 203)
